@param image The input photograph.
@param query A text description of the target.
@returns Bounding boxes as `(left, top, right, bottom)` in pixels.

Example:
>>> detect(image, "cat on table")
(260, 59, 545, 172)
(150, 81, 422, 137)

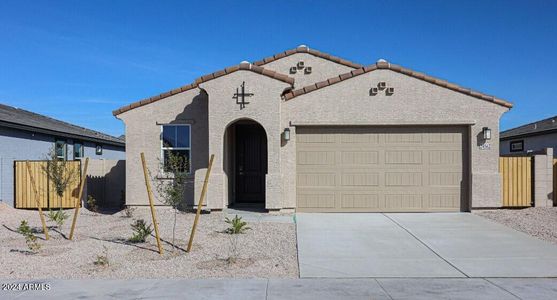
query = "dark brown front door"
(235, 124, 267, 203)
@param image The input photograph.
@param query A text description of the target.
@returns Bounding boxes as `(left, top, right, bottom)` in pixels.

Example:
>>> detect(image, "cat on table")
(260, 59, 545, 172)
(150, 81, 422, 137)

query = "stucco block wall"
(501, 132, 557, 157)
(0, 126, 125, 207)
(533, 148, 554, 207)
(261, 53, 356, 88)
(118, 89, 208, 206)
(281, 69, 508, 209)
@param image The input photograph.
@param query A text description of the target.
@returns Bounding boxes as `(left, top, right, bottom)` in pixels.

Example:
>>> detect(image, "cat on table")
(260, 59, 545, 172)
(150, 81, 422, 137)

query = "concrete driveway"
(296, 213, 557, 278)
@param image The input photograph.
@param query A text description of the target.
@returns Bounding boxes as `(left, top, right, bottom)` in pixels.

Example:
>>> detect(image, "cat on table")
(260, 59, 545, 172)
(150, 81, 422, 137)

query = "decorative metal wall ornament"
(233, 81, 254, 109)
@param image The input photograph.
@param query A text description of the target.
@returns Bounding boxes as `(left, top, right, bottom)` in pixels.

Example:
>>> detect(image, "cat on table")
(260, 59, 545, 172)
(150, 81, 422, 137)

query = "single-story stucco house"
(0, 103, 125, 207)
(113, 45, 512, 212)
(500, 115, 557, 156)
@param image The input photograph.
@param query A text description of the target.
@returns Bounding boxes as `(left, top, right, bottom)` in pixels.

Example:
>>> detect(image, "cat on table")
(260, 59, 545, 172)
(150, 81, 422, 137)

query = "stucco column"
(534, 148, 554, 207)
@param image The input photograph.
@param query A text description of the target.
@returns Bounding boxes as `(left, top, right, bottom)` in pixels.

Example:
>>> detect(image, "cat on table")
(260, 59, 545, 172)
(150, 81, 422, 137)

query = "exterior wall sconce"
(283, 128, 291, 141)
(482, 127, 491, 140)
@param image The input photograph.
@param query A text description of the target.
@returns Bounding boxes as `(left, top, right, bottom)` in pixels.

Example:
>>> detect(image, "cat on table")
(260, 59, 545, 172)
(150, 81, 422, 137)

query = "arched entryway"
(223, 119, 268, 207)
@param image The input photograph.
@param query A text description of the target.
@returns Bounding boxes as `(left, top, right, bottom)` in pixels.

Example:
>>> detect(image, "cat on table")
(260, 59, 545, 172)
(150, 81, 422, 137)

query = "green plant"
(47, 208, 69, 230)
(87, 195, 98, 212)
(153, 150, 189, 252)
(41, 147, 79, 210)
(225, 215, 251, 234)
(17, 220, 32, 235)
(128, 219, 153, 243)
(94, 246, 109, 267)
(18, 220, 40, 253)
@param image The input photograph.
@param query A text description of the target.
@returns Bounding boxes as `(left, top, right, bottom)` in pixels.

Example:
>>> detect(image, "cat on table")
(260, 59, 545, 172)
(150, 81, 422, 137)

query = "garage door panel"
(296, 126, 467, 212)
(297, 173, 336, 187)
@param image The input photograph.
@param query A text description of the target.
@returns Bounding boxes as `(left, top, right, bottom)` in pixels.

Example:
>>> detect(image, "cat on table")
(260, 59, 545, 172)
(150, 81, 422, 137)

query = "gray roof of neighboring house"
(500, 115, 557, 140)
(0, 103, 125, 147)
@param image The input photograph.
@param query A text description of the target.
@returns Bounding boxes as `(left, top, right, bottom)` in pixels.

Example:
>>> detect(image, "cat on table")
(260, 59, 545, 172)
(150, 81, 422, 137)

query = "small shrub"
(47, 208, 69, 230)
(94, 246, 109, 267)
(17, 220, 32, 235)
(25, 234, 41, 253)
(87, 195, 98, 212)
(123, 207, 135, 218)
(128, 219, 153, 243)
(225, 215, 251, 234)
(18, 220, 40, 253)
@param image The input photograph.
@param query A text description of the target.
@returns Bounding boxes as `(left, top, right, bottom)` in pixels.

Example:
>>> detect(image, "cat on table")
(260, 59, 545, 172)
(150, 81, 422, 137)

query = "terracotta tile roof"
(113, 62, 294, 116)
(253, 45, 362, 69)
(283, 61, 513, 109)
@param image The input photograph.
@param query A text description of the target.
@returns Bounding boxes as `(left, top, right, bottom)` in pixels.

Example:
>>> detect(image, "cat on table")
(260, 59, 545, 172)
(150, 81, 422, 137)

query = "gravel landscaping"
(0, 203, 298, 279)
(474, 207, 557, 244)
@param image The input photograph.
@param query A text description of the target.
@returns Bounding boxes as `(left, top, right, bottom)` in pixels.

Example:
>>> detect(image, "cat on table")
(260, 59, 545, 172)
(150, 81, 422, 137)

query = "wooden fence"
(14, 160, 81, 209)
(499, 156, 532, 207)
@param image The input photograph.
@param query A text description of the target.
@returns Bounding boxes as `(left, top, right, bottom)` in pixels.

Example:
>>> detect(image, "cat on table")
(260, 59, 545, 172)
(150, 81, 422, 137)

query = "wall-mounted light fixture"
(482, 127, 491, 140)
(283, 128, 291, 142)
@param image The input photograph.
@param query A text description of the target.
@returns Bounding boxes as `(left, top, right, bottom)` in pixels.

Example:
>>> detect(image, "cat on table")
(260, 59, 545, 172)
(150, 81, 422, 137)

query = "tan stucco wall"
(117, 56, 508, 210)
(261, 53, 356, 88)
(117, 89, 208, 206)
(198, 70, 290, 209)
(281, 69, 508, 209)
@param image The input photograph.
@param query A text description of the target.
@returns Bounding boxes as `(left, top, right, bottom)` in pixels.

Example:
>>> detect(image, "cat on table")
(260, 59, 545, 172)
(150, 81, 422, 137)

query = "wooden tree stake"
(25, 161, 50, 240)
(140, 152, 164, 255)
(69, 157, 89, 240)
(187, 154, 215, 252)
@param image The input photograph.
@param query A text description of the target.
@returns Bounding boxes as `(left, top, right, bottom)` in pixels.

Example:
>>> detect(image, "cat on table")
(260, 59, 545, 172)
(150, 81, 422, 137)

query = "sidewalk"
(2, 278, 557, 299)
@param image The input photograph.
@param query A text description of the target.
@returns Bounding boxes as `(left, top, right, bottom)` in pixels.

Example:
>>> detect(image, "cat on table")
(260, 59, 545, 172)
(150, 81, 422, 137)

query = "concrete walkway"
(3, 278, 557, 299)
(297, 213, 557, 278)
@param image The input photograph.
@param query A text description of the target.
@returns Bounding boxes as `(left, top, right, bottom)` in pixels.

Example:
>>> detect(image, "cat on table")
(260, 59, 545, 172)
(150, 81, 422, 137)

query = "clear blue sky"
(1, 0, 556, 137)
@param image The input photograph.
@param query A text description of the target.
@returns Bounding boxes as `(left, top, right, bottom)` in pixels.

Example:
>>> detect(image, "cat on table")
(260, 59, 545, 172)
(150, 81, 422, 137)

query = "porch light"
(482, 127, 491, 140)
(283, 128, 291, 141)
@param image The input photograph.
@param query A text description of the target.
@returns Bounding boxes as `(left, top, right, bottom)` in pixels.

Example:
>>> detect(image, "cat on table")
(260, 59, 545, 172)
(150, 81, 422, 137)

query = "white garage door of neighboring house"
(296, 126, 468, 212)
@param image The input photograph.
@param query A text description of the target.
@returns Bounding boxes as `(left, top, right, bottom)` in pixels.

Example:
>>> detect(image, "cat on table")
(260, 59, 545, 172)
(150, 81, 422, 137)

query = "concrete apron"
(296, 213, 557, 278)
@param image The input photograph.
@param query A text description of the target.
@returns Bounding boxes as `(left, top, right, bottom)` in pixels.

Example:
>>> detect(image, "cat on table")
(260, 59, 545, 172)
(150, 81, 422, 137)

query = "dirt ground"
(0, 203, 298, 279)
(474, 207, 557, 245)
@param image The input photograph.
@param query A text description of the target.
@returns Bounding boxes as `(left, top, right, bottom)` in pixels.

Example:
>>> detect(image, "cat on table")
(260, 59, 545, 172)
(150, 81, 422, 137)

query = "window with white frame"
(161, 124, 191, 173)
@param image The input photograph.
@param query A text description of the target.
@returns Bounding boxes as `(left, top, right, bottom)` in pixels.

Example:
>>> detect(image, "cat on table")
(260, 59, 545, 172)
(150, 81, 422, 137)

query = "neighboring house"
(0, 103, 125, 207)
(114, 45, 512, 212)
(500, 115, 557, 156)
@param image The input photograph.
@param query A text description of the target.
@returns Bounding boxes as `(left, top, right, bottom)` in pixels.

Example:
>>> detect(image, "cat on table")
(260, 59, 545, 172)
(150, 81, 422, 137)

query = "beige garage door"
(296, 126, 467, 212)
